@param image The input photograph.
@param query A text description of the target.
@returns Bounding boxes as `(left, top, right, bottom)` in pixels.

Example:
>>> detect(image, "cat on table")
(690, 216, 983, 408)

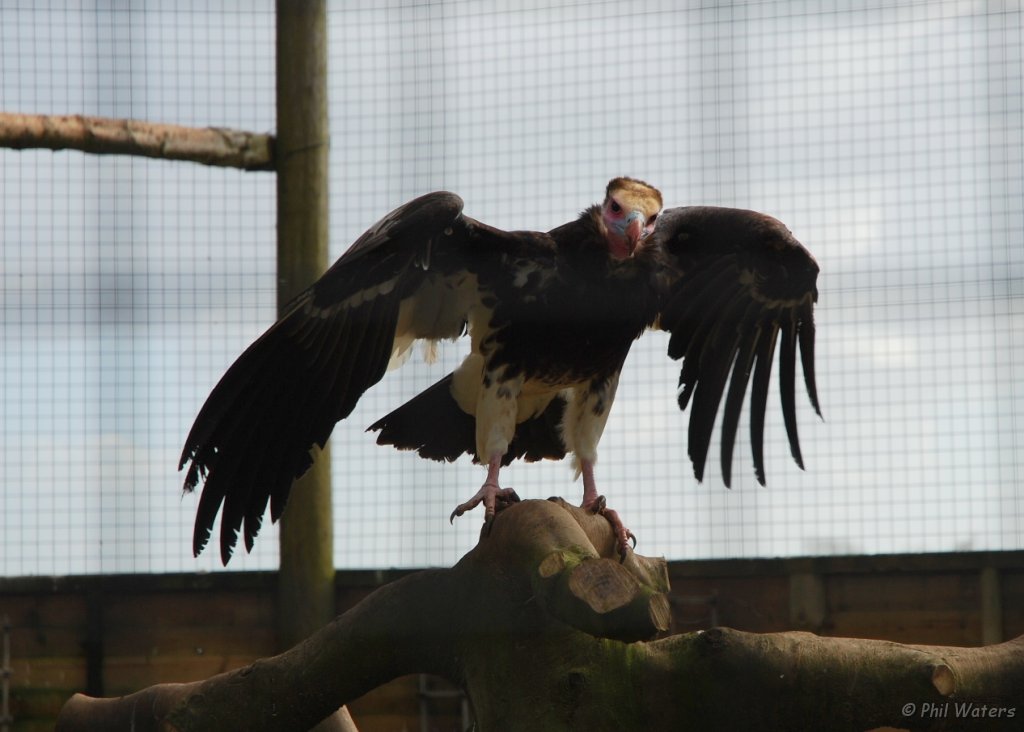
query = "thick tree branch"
(0, 112, 274, 170)
(56, 499, 1024, 732)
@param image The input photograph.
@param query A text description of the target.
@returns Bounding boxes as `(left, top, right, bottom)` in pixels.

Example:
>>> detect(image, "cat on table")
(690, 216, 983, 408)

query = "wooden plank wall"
(2, 552, 1021, 732)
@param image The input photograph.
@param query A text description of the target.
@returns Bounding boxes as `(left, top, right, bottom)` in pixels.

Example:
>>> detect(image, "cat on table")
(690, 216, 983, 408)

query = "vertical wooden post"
(979, 567, 1003, 646)
(84, 592, 105, 698)
(2, 615, 13, 732)
(789, 570, 826, 632)
(275, 0, 335, 650)
(276, 7, 358, 729)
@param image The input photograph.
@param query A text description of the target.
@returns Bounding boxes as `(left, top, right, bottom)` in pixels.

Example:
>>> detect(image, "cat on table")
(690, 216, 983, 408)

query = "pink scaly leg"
(578, 459, 635, 558)
(450, 454, 520, 525)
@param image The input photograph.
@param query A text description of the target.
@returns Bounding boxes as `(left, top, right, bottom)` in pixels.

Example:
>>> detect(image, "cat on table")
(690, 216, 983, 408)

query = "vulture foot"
(450, 482, 521, 526)
(581, 494, 636, 560)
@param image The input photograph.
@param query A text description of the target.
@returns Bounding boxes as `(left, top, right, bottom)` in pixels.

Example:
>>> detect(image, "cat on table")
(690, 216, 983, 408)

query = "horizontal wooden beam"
(669, 549, 1024, 578)
(0, 112, 274, 171)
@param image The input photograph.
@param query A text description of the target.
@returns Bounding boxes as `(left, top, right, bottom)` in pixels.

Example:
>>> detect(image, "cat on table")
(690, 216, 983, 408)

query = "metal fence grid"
(2, 0, 1022, 574)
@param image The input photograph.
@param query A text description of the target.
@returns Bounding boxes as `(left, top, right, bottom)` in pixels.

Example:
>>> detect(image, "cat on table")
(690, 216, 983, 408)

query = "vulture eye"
(610, 201, 622, 214)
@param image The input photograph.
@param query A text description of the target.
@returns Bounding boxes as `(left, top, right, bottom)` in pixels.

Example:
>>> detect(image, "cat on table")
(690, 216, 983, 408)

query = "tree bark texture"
(0, 112, 274, 170)
(55, 499, 1024, 732)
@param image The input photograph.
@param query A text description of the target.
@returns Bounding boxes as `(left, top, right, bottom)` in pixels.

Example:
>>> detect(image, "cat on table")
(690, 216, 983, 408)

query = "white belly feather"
(386, 270, 617, 469)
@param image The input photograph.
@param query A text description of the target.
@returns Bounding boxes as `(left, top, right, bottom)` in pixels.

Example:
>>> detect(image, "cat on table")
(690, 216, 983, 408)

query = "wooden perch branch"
(0, 112, 274, 170)
(55, 498, 1024, 732)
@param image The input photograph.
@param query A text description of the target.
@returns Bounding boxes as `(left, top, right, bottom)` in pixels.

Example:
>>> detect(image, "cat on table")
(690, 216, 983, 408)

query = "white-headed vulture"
(180, 178, 821, 563)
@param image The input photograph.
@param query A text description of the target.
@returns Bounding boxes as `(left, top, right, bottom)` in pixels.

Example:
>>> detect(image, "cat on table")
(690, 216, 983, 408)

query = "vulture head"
(600, 176, 663, 259)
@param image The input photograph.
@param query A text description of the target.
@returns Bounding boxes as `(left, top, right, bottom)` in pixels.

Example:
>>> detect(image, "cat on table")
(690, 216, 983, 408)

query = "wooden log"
(0, 113, 274, 170)
(54, 498, 1024, 732)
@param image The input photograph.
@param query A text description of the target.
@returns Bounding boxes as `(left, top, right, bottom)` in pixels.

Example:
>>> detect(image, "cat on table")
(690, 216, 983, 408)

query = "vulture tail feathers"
(369, 374, 476, 463)
(369, 373, 569, 466)
(506, 397, 568, 464)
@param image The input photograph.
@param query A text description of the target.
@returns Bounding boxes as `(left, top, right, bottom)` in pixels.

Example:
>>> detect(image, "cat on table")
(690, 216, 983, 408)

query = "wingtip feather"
(779, 320, 804, 469)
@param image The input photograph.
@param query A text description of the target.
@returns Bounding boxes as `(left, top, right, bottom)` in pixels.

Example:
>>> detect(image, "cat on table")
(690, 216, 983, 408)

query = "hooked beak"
(624, 212, 644, 254)
(604, 206, 653, 260)
(613, 209, 647, 256)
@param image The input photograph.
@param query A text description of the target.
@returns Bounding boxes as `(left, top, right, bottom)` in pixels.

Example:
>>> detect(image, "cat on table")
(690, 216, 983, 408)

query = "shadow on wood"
(55, 498, 1024, 732)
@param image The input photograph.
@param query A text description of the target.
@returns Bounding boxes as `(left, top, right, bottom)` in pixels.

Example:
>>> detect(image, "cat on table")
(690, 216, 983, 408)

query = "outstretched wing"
(180, 191, 479, 563)
(654, 206, 821, 487)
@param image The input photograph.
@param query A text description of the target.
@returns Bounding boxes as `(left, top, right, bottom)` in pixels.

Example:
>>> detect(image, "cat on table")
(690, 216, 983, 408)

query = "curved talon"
(617, 529, 638, 562)
(582, 494, 606, 514)
(450, 483, 519, 525)
(580, 495, 636, 560)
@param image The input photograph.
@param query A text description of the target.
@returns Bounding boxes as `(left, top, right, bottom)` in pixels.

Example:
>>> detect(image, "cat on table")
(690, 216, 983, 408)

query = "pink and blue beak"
(609, 209, 647, 255)
(623, 210, 646, 250)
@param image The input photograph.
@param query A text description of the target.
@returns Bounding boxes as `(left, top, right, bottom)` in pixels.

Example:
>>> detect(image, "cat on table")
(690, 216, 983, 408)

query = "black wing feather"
(778, 315, 803, 469)
(684, 291, 756, 482)
(748, 324, 779, 484)
(669, 262, 740, 411)
(655, 206, 821, 486)
(181, 191, 468, 562)
(798, 316, 821, 415)
(666, 258, 737, 361)
(718, 307, 763, 486)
